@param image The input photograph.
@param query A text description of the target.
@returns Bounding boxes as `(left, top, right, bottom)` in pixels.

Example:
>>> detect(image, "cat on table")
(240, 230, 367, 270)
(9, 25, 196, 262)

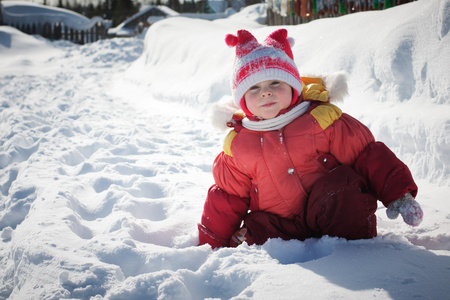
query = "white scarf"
(242, 101, 311, 131)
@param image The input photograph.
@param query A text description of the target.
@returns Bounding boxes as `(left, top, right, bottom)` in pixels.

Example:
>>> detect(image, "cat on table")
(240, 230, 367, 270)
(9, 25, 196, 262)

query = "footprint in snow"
(0, 185, 37, 231)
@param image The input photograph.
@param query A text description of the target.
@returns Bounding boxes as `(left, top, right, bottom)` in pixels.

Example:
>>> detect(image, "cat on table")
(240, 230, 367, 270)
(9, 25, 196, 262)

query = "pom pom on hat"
(225, 30, 261, 57)
(226, 29, 303, 112)
(264, 28, 294, 60)
(225, 34, 238, 47)
(287, 37, 295, 48)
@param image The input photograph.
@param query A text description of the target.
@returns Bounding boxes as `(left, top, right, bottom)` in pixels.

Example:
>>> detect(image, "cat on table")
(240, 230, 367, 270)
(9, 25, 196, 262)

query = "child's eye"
(271, 81, 281, 86)
(249, 85, 260, 90)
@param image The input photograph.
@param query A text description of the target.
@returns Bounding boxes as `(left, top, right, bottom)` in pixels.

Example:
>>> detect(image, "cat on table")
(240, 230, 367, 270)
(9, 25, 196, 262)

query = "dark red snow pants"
(230, 165, 378, 247)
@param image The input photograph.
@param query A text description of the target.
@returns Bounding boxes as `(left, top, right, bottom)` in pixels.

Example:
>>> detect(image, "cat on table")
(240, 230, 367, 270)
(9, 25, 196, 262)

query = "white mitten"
(386, 193, 423, 226)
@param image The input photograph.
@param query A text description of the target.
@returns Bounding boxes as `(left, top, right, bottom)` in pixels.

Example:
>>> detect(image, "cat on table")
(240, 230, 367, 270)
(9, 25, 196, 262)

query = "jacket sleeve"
(198, 184, 250, 248)
(353, 141, 418, 207)
(213, 150, 252, 198)
(324, 111, 418, 207)
(198, 151, 251, 249)
(326, 113, 376, 166)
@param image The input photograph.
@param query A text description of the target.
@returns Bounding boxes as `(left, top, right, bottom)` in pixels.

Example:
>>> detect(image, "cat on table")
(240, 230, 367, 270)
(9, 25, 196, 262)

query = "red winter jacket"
(199, 79, 418, 249)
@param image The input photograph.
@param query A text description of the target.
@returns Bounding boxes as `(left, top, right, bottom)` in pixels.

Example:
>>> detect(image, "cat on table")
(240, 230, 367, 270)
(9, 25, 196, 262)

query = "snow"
(1, 1, 103, 31)
(0, 0, 449, 298)
(107, 5, 180, 38)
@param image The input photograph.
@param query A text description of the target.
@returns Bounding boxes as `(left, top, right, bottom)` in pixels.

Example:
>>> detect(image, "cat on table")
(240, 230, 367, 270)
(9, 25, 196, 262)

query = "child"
(198, 29, 423, 249)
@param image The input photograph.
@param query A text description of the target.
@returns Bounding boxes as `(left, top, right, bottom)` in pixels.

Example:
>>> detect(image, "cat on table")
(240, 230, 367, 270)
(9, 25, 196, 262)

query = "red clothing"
(199, 89, 417, 249)
(229, 164, 379, 247)
(213, 105, 374, 219)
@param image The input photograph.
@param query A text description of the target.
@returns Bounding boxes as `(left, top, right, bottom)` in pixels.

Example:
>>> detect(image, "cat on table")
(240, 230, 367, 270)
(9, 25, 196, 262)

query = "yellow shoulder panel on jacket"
(310, 103, 343, 130)
(223, 130, 238, 157)
(301, 77, 323, 86)
(301, 77, 329, 102)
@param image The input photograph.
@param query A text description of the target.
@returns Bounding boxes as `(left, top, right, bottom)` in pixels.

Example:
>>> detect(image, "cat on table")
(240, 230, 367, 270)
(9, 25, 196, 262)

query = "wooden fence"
(267, 0, 415, 25)
(5, 21, 106, 45)
(0, 2, 106, 44)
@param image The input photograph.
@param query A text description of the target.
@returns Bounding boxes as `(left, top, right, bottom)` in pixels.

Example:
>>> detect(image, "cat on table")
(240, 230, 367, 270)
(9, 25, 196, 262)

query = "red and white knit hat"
(225, 29, 302, 114)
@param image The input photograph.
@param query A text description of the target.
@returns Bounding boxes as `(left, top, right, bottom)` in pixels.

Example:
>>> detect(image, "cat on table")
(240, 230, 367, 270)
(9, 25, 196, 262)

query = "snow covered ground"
(1, 0, 449, 299)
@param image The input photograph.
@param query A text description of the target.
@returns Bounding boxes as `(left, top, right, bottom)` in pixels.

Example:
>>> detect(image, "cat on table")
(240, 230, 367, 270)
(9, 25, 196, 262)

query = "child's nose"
(261, 87, 272, 98)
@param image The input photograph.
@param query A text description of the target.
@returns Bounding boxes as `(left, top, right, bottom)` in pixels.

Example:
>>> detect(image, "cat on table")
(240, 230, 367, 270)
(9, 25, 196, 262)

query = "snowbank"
(1, 1, 103, 31)
(0, 26, 64, 74)
(0, 1, 449, 299)
(128, 0, 450, 188)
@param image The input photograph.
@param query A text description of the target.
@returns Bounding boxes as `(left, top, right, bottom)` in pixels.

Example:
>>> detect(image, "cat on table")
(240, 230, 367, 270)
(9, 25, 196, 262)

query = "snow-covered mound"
(0, 26, 64, 74)
(128, 0, 450, 187)
(0, 1, 449, 299)
(1, 1, 103, 30)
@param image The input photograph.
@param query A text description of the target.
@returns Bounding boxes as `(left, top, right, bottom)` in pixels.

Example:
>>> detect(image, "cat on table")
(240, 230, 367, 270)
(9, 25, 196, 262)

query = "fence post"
(90, 27, 94, 43)
(55, 22, 62, 40)
(42, 22, 50, 39)
(101, 22, 106, 40)
(64, 24, 68, 41)
(0, 0, 3, 26)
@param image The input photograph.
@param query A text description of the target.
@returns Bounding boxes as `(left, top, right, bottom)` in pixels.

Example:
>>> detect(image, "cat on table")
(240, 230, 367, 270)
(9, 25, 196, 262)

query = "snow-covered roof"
(124, 5, 179, 22)
(152, 5, 180, 17)
(1, 1, 103, 30)
(108, 5, 179, 37)
(207, 0, 228, 13)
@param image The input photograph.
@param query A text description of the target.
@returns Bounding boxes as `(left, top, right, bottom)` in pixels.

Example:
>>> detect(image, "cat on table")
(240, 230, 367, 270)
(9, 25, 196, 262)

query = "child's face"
(244, 80, 293, 120)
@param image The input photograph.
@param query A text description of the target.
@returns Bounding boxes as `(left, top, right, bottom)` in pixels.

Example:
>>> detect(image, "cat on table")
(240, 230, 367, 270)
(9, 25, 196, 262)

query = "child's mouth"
(262, 102, 276, 108)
